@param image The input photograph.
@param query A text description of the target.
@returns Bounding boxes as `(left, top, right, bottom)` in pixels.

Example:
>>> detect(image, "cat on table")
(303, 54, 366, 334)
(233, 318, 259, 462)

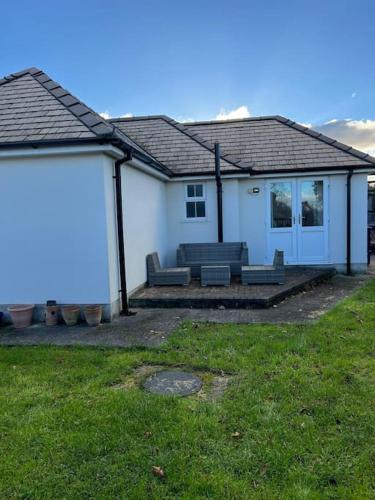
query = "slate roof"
(184, 116, 375, 173)
(111, 115, 252, 175)
(2, 67, 374, 177)
(0, 67, 170, 174)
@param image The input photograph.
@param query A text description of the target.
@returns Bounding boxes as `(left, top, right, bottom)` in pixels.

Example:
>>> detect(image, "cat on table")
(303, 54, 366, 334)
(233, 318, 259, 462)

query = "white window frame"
(184, 183, 207, 221)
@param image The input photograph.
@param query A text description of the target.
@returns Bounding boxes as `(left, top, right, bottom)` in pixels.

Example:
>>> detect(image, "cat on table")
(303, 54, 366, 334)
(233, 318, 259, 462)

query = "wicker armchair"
(241, 250, 285, 285)
(146, 252, 191, 286)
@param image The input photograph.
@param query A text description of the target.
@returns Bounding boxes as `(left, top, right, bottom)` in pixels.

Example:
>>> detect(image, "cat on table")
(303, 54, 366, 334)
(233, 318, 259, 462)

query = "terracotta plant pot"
(61, 305, 80, 326)
(8, 305, 34, 329)
(45, 305, 60, 326)
(84, 305, 102, 327)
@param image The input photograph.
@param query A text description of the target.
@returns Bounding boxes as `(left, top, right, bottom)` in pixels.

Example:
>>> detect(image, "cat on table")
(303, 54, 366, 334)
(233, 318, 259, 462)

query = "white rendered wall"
(0, 153, 113, 305)
(166, 178, 265, 266)
(350, 173, 368, 267)
(122, 164, 168, 294)
(103, 155, 120, 307)
(166, 173, 368, 270)
(165, 180, 218, 265)
(239, 178, 267, 264)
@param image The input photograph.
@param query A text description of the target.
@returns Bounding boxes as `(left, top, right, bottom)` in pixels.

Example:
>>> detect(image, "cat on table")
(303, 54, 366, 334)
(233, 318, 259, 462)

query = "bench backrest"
(179, 242, 246, 262)
(273, 249, 284, 268)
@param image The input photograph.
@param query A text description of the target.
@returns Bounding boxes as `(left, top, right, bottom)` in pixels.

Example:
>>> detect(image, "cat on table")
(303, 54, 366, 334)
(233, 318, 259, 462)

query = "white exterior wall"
(239, 178, 267, 264)
(350, 174, 368, 268)
(0, 153, 115, 311)
(166, 173, 369, 271)
(165, 180, 218, 265)
(122, 164, 168, 293)
(103, 155, 120, 308)
(0, 150, 369, 323)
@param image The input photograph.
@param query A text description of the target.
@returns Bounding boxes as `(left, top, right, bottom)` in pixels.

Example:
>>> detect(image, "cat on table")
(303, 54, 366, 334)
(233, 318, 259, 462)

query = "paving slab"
(130, 267, 334, 309)
(0, 271, 373, 348)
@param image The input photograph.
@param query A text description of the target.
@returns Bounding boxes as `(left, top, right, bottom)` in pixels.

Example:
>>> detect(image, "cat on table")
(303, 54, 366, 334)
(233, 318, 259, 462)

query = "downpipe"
(215, 143, 223, 242)
(114, 151, 137, 315)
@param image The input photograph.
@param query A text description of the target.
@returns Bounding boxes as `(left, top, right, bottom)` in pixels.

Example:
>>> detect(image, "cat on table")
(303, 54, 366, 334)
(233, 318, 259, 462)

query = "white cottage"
(0, 68, 373, 319)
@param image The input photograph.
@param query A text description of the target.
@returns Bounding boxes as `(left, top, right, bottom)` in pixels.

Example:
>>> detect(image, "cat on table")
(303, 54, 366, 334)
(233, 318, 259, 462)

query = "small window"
(185, 183, 206, 219)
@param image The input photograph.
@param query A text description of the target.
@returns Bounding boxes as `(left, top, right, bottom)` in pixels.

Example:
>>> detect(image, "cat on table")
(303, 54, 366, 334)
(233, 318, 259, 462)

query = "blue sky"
(1, 0, 375, 152)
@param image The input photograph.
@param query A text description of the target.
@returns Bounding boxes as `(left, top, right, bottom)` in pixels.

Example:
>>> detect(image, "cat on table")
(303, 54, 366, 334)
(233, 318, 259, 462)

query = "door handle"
(293, 215, 295, 225)
(298, 214, 301, 224)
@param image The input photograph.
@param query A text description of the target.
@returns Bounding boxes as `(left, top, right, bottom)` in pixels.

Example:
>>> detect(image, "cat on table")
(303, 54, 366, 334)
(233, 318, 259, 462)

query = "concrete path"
(0, 272, 372, 348)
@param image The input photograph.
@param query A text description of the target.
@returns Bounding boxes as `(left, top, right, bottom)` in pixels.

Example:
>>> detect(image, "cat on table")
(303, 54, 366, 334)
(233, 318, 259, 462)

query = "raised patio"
(130, 266, 335, 309)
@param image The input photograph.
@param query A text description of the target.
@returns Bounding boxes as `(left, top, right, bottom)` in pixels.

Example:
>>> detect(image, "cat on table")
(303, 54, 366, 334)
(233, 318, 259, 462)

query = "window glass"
(270, 182, 292, 228)
(195, 184, 203, 197)
(187, 185, 195, 198)
(186, 202, 196, 218)
(196, 201, 206, 218)
(301, 180, 323, 226)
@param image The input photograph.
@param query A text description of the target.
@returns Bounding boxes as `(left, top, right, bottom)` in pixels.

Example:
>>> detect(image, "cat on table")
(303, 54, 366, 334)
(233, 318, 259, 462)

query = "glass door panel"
(270, 182, 292, 228)
(297, 179, 328, 263)
(300, 180, 323, 227)
(268, 180, 297, 264)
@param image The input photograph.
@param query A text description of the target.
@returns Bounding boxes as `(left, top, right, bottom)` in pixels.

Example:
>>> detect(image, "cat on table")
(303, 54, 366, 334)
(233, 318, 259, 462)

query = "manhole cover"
(143, 370, 203, 396)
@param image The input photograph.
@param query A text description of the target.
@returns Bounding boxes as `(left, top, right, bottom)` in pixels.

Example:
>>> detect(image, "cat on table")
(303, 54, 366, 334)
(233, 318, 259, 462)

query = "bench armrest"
(176, 247, 185, 266)
(240, 244, 249, 265)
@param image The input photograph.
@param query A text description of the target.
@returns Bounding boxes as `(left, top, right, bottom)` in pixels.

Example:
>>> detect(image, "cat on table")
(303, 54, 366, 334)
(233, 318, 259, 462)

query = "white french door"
(266, 178, 328, 265)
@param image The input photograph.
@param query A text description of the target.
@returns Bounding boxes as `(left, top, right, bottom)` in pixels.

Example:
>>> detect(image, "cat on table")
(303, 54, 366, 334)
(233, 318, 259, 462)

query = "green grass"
(0, 282, 374, 499)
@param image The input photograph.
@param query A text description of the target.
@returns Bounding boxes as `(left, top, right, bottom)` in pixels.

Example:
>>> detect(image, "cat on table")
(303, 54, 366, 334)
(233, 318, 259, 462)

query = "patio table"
(201, 265, 231, 287)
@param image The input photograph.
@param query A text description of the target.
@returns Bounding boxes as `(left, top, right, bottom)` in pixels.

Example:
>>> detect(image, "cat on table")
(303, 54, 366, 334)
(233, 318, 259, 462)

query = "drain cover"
(143, 370, 203, 396)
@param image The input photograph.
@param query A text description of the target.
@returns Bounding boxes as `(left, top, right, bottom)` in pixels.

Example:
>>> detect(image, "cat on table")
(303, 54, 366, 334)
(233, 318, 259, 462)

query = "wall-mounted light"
(248, 187, 260, 194)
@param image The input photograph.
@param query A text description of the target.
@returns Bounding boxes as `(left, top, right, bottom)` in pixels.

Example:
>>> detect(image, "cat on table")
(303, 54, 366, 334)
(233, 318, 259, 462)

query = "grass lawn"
(0, 281, 374, 499)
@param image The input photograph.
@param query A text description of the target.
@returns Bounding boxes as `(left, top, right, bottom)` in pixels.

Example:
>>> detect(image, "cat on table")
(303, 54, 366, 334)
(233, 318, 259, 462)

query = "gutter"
(346, 170, 353, 275)
(114, 150, 136, 315)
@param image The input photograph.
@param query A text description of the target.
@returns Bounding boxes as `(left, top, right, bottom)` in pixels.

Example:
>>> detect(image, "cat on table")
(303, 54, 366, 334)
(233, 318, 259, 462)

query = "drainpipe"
(346, 170, 353, 275)
(114, 150, 135, 315)
(215, 143, 223, 242)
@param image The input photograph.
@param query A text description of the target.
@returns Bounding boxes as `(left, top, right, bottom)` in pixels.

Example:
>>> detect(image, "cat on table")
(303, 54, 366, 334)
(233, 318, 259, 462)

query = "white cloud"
(99, 111, 133, 120)
(314, 118, 375, 156)
(99, 111, 111, 119)
(215, 105, 251, 121)
(178, 116, 195, 123)
(299, 122, 312, 128)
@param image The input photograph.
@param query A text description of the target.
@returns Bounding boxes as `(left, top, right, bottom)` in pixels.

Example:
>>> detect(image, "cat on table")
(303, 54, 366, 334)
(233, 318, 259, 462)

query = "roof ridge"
(30, 70, 116, 138)
(1, 67, 120, 138)
(110, 115, 167, 122)
(112, 114, 254, 170)
(183, 116, 279, 126)
(160, 115, 254, 171)
(0, 67, 172, 176)
(184, 113, 375, 166)
(273, 115, 375, 166)
(0, 67, 41, 85)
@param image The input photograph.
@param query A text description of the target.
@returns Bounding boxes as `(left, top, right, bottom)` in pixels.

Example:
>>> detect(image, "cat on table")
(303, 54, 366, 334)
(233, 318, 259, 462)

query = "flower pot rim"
(8, 304, 35, 312)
